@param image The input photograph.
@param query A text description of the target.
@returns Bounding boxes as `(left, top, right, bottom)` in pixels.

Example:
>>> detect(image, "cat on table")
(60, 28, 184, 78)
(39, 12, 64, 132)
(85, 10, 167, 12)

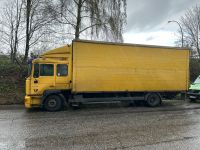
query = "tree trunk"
(10, 27, 14, 63)
(197, 46, 200, 58)
(13, 25, 19, 63)
(75, 0, 82, 39)
(10, 46, 14, 63)
(23, 35, 30, 63)
(23, 0, 31, 63)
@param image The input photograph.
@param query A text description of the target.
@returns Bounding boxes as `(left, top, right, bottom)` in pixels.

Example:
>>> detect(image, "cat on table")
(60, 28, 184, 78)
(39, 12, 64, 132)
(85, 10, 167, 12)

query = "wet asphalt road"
(1, 101, 200, 150)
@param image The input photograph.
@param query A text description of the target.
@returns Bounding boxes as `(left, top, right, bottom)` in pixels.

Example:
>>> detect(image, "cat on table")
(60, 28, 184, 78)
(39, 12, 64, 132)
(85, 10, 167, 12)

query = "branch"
(29, 32, 45, 47)
(73, 0, 79, 6)
(79, 22, 107, 34)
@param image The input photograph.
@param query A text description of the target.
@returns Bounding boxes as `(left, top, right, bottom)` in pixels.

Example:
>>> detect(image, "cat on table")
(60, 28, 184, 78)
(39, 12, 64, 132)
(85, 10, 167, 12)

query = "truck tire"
(146, 93, 161, 107)
(44, 95, 63, 111)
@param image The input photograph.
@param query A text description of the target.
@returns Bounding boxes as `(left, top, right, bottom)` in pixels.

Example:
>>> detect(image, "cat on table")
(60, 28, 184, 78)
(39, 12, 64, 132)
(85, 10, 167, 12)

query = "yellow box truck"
(24, 40, 189, 111)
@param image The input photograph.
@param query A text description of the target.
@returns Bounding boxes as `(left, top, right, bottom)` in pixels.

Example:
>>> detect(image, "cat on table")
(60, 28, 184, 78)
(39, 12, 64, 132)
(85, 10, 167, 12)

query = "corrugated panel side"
(72, 41, 189, 93)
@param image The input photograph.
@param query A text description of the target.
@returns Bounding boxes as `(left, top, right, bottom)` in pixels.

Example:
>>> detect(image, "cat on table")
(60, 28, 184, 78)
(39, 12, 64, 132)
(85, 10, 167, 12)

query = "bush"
(0, 55, 26, 104)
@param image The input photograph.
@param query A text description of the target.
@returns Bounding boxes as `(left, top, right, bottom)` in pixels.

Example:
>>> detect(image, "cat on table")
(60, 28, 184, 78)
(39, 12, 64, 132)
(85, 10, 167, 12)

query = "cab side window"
(33, 64, 39, 78)
(40, 64, 54, 76)
(57, 64, 68, 76)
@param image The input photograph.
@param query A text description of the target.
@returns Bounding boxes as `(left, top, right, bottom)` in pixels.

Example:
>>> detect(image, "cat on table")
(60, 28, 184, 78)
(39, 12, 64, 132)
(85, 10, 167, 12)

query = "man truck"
(25, 40, 189, 111)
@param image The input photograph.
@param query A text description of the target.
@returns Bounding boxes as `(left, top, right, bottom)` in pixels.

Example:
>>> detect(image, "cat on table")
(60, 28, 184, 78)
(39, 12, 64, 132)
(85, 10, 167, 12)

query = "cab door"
(31, 63, 55, 95)
(55, 64, 70, 89)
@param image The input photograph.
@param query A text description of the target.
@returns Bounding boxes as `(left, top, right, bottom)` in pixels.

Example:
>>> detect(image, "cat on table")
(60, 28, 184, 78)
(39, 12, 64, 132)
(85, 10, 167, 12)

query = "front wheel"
(44, 95, 63, 111)
(146, 93, 161, 107)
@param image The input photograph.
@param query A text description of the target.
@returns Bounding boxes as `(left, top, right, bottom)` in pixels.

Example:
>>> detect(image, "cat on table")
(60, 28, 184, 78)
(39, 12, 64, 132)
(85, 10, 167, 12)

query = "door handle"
(49, 85, 54, 87)
(34, 79, 38, 83)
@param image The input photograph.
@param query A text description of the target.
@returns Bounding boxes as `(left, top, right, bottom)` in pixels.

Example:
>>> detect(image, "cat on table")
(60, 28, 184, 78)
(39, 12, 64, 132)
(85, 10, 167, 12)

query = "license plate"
(189, 96, 196, 99)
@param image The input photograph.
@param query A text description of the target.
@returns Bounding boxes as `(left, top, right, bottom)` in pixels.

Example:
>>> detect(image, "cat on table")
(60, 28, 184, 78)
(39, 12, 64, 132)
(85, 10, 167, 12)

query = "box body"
(72, 40, 189, 93)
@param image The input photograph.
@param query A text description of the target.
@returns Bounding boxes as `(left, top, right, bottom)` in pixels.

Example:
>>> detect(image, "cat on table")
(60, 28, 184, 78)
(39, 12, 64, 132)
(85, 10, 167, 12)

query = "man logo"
(34, 89, 38, 92)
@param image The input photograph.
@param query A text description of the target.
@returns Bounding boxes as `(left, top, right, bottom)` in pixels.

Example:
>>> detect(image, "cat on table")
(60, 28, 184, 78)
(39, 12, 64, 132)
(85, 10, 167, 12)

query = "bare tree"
(0, 0, 126, 63)
(23, 0, 31, 63)
(23, 0, 54, 63)
(45, 0, 127, 42)
(179, 5, 200, 58)
(0, 0, 53, 63)
(0, 0, 24, 62)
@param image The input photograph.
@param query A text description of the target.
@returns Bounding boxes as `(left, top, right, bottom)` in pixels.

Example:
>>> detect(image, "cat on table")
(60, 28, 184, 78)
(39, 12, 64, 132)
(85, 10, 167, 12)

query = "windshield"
(194, 76, 200, 84)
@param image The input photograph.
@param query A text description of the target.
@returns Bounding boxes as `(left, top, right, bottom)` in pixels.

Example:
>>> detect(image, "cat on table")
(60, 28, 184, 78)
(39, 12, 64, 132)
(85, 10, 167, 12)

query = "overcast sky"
(124, 0, 200, 46)
(0, 0, 200, 48)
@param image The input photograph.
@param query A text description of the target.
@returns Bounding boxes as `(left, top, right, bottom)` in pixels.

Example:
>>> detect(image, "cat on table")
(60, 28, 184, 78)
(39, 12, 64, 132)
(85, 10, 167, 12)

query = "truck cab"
(188, 75, 200, 101)
(24, 45, 72, 111)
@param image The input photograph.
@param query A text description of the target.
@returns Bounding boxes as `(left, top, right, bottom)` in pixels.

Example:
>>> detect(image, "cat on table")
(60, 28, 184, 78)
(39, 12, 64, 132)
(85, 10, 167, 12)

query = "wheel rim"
(150, 96, 156, 104)
(148, 94, 159, 105)
(48, 99, 57, 108)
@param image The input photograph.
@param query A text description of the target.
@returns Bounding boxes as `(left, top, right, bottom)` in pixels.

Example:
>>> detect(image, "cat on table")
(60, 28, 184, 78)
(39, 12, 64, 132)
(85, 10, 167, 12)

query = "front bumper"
(24, 95, 41, 108)
(187, 90, 200, 99)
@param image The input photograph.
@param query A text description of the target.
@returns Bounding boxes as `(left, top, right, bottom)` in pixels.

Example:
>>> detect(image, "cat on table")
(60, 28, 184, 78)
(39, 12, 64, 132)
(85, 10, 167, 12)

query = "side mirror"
(33, 72, 39, 78)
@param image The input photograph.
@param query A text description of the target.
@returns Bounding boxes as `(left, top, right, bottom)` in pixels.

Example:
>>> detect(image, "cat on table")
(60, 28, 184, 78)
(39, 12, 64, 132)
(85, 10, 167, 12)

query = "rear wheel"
(44, 95, 63, 111)
(146, 93, 161, 107)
